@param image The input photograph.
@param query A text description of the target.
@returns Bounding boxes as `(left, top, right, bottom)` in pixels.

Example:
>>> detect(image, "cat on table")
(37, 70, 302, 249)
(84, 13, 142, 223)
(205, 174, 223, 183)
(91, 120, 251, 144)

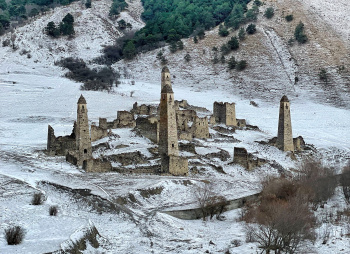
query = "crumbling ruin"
(47, 95, 111, 172)
(233, 147, 267, 170)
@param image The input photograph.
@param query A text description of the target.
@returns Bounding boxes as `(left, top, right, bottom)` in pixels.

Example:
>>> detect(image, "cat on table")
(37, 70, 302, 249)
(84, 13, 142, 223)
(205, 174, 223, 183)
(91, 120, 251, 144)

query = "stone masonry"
(276, 95, 294, 152)
(233, 147, 267, 170)
(159, 67, 188, 175)
(74, 95, 93, 169)
(213, 102, 237, 126)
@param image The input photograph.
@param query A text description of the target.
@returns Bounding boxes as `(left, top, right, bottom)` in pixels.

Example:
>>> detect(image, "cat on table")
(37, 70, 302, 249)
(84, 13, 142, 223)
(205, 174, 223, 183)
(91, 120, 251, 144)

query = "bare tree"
(297, 158, 337, 209)
(341, 162, 350, 203)
(193, 182, 228, 220)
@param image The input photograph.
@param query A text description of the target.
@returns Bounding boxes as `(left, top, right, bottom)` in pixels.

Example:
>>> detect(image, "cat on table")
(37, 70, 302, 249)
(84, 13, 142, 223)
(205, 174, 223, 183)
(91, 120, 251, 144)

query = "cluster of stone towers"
(159, 67, 188, 175)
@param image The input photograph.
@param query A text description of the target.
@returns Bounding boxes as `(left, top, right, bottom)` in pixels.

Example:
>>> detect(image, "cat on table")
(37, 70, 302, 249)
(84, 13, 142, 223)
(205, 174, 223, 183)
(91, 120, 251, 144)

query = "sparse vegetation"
(243, 177, 316, 253)
(31, 192, 44, 205)
(45, 13, 75, 38)
(49, 205, 58, 216)
(56, 57, 119, 91)
(318, 68, 329, 84)
(236, 60, 247, 71)
(228, 36, 239, 50)
(5, 226, 25, 245)
(285, 14, 294, 22)
(264, 7, 274, 19)
(219, 24, 229, 37)
(227, 56, 236, 69)
(246, 23, 256, 34)
(238, 27, 246, 40)
(341, 163, 350, 204)
(294, 21, 308, 44)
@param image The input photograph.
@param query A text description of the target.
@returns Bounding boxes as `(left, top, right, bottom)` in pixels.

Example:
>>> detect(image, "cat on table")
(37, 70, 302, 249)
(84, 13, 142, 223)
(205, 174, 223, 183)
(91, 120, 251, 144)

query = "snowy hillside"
(0, 0, 349, 253)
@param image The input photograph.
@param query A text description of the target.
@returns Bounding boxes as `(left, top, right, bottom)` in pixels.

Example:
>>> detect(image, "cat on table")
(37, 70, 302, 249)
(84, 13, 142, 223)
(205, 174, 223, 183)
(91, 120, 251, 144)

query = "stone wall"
(91, 124, 108, 142)
(99, 118, 116, 129)
(169, 155, 188, 176)
(213, 102, 237, 126)
(293, 136, 305, 152)
(233, 147, 267, 170)
(47, 125, 76, 156)
(132, 102, 158, 115)
(116, 111, 136, 128)
(163, 193, 260, 220)
(192, 116, 210, 139)
(135, 116, 159, 143)
(236, 119, 246, 128)
(87, 159, 112, 173)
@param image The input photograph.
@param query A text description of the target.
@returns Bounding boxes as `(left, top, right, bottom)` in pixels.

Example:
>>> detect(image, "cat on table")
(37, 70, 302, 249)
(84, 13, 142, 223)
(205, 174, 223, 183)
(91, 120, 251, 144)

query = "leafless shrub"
(31, 192, 44, 205)
(244, 177, 316, 253)
(319, 223, 331, 244)
(49, 205, 58, 216)
(297, 158, 337, 210)
(2, 39, 10, 47)
(341, 162, 350, 204)
(231, 239, 241, 247)
(193, 183, 228, 220)
(5, 226, 25, 245)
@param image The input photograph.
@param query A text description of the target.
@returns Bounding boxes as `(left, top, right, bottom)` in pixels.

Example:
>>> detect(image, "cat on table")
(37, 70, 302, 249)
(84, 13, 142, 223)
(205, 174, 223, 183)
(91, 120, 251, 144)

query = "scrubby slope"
(116, 0, 350, 107)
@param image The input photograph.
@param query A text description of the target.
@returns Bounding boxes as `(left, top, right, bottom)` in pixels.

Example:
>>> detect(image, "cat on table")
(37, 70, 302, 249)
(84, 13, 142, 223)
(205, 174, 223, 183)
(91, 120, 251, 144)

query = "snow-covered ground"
(0, 59, 349, 252)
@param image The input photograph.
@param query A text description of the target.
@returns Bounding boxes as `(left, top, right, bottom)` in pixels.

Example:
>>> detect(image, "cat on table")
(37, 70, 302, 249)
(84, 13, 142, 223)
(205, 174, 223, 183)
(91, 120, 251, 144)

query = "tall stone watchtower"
(161, 66, 171, 90)
(159, 81, 179, 161)
(76, 95, 92, 169)
(276, 95, 294, 152)
(159, 67, 188, 175)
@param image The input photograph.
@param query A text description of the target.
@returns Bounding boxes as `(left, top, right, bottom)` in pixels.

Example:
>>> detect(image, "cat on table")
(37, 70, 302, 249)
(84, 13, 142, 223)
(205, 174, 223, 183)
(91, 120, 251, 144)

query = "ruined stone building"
(116, 111, 136, 128)
(48, 95, 111, 172)
(212, 102, 246, 127)
(135, 116, 159, 143)
(132, 102, 158, 115)
(233, 147, 267, 170)
(159, 67, 188, 175)
(213, 102, 237, 126)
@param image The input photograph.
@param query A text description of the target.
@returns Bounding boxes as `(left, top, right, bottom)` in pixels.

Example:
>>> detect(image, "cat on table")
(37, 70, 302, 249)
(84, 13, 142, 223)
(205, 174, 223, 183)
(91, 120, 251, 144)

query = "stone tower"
(213, 102, 237, 126)
(76, 95, 92, 169)
(159, 67, 188, 175)
(159, 80, 179, 161)
(276, 95, 294, 152)
(161, 66, 171, 90)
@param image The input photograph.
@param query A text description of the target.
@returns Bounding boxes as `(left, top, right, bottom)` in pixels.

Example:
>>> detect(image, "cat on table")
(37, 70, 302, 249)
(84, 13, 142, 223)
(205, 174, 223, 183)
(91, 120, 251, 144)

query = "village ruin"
(47, 67, 307, 173)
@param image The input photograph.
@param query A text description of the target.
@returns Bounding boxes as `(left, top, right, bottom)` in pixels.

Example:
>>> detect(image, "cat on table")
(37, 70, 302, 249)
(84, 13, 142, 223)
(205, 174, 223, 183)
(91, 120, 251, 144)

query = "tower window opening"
(172, 144, 175, 148)
(84, 149, 87, 154)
